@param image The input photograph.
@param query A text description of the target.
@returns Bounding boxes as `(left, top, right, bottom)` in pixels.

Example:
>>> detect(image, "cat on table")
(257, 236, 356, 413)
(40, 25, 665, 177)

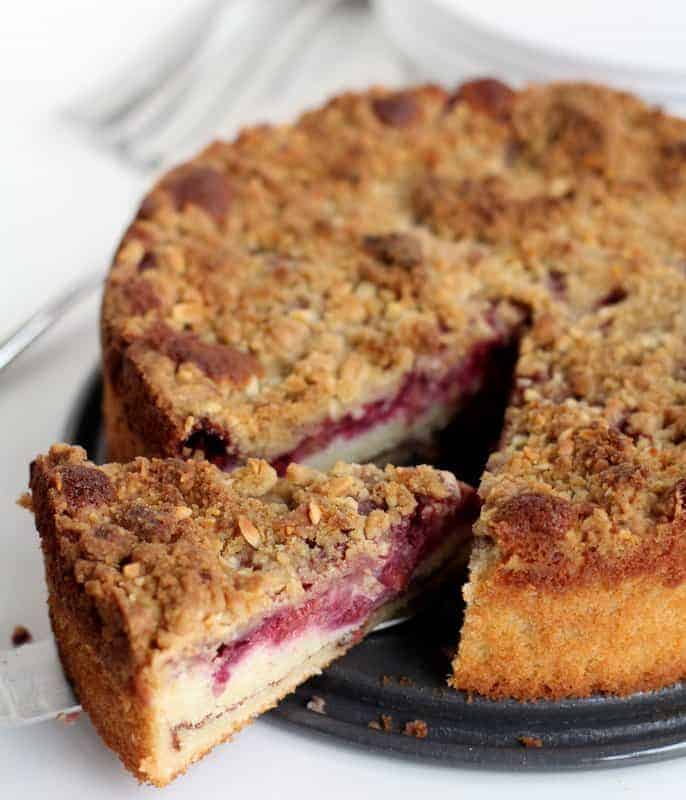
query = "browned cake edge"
(451, 541, 686, 700)
(30, 464, 154, 781)
(103, 346, 183, 462)
(103, 371, 163, 462)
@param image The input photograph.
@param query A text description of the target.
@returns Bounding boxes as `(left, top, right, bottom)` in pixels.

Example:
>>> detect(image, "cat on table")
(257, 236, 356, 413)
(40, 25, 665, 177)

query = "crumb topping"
(105, 80, 686, 588)
(478, 261, 686, 588)
(380, 713, 393, 732)
(29, 444, 465, 662)
(306, 696, 327, 715)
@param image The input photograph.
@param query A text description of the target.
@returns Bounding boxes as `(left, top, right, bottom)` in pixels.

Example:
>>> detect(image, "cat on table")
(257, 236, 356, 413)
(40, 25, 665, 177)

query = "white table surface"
(1, 1, 684, 796)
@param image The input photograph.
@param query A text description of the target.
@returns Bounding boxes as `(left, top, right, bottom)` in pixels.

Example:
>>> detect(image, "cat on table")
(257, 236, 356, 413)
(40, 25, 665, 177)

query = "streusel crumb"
(29, 444, 466, 663)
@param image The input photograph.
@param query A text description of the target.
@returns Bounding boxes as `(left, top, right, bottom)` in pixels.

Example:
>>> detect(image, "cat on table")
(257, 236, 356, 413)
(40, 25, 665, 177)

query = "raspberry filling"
(210, 492, 478, 696)
(183, 333, 515, 475)
(271, 336, 511, 474)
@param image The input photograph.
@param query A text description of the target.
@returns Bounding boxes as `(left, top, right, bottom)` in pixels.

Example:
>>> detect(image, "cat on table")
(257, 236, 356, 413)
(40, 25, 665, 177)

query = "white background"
(0, 1, 683, 796)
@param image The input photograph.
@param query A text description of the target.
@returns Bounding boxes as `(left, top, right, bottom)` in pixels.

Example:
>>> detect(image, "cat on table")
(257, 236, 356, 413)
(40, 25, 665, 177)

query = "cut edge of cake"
(452, 535, 686, 700)
(103, 331, 521, 475)
(28, 444, 477, 785)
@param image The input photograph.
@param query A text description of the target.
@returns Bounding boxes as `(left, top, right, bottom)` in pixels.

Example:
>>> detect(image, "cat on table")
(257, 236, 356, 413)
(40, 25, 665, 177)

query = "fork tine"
(102, 0, 265, 148)
(66, 0, 225, 130)
(115, 0, 303, 170)
(124, 0, 344, 171)
(202, 0, 346, 125)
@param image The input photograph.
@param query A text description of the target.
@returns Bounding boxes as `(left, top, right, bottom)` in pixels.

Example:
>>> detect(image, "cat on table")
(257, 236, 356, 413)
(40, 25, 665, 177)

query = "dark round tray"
(66, 370, 686, 770)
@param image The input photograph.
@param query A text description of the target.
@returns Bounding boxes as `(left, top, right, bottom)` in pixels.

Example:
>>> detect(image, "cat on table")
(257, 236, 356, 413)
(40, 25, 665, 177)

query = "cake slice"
(28, 444, 476, 785)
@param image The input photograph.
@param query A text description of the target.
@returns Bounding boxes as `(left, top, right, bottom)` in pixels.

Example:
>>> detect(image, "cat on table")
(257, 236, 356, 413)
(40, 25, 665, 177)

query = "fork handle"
(0, 275, 103, 373)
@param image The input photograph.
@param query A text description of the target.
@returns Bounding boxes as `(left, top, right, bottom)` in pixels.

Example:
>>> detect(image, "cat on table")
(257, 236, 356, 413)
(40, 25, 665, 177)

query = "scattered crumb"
(306, 695, 326, 715)
(17, 492, 33, 511)
(519, 735, 543, 748)
(403, 720, 429, 739)
(380, 713, 393, 732)
(368, 720, 382, 731)
(11, 625, 32, 647)
(380, 674, 414, 687)
(56, 710, 81, 726)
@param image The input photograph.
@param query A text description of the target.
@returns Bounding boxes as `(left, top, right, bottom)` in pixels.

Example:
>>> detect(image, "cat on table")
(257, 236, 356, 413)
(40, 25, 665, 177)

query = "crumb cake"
(97, 79, 686, 702)
(28, 444, 476, 785)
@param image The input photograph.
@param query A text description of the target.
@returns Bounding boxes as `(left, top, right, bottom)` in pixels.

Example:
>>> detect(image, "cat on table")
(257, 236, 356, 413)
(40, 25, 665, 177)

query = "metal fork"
(1, 0, 346, 375)
(0, 275, 105, 374)
(67, 0, 344, 172)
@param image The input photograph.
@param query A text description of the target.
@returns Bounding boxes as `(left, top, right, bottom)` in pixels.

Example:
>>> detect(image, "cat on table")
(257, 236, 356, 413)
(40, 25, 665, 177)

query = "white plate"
(374, 0, 686, 113)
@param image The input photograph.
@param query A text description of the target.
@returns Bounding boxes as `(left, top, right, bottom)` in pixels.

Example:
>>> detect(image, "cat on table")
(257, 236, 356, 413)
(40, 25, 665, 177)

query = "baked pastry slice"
(28, 444, 476, 785)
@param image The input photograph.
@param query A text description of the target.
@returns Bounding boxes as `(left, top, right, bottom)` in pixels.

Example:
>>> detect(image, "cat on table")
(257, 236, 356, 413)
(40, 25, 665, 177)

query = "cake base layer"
(161, 637, 352, 784)
(50, 573, 356, 786)
(157, 538, 471, 785)
(160, 539, 471, 783)
(295, 401, 453, 472)
(452, 543, 686, 700)
(50, 537, 471, 786)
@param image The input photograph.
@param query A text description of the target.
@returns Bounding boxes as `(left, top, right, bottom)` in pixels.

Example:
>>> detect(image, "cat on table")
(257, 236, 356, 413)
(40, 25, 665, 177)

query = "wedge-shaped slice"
(29, 445, 476, 785)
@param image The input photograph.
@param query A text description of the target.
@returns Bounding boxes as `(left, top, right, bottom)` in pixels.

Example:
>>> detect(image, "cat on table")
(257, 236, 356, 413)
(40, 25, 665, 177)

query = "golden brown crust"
(31, 461, 153, 778)
(103, 372, 158, 462)
(452, 545, 686, 700)
(49, 584, 153, 781)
